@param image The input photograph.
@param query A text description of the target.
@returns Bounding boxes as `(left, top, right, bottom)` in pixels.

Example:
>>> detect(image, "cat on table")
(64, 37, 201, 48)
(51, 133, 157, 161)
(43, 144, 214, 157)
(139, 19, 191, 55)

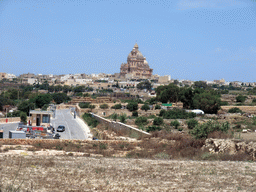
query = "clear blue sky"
(1, 0, 256, 82)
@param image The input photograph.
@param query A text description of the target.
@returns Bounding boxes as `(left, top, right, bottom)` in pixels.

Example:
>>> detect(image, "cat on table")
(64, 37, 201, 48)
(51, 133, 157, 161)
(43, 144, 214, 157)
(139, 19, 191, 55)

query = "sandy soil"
(0, 155, 256, 191)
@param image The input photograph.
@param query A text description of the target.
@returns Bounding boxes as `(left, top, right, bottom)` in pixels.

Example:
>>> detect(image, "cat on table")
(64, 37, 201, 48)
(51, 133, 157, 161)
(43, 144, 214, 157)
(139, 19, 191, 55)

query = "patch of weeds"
(56, 145, 63, 150)
(154, 152, 170, 159)
(27, 147, 36, 152)
(68, 152, 74, 156)
(93, 144, 98, 147)
(99, 143, 107, 150)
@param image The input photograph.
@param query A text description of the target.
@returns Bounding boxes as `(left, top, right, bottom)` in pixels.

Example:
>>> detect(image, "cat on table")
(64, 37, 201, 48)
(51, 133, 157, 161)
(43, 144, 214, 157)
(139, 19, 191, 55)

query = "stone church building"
(120, 43, 153, 78)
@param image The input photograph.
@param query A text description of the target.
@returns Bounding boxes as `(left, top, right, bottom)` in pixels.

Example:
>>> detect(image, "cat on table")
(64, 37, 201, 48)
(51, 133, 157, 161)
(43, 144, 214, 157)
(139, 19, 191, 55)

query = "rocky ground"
(0, 155, 256, 191)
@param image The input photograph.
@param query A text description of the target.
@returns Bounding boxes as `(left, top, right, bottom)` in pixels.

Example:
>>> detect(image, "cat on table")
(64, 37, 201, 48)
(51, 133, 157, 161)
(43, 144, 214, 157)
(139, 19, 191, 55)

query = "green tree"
(100, 104, 109, 109)
(228, 107, 243, 113)
(170, 120, 180, 129)
(111, 104, 122, 109)
(20, 111, 27, 124)
(18, 100, 35, 115)
(236, 95, 247, 103)
(186, 119, 198, 129)
(132, 111, 138, 117)
(119, 114, 127, 123)
(52, 93, 70, 104)
(156, 84, 180, 103)
(193, 81, 208, 89)
(126, 102, 138, 111)
(35, 94, 52, 108)
(135, 116, 148, 126)
(63, 85, 72, 94)
(155, 104, 161, 110)
(136, 80, 152, 91)
(192, 92, 221, 114)
(141, 104, 150, 111)
(153, 117, 163, 126)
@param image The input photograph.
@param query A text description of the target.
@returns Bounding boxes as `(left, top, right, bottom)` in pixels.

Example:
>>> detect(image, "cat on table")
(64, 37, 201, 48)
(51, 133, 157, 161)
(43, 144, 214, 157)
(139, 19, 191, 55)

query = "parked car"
(57, 125, 65, 132)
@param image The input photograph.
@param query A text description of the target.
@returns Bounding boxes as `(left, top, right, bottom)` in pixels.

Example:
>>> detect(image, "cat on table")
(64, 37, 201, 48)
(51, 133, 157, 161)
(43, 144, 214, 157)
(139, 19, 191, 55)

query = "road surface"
(51, 109, 91, 140)
(0, 109, 92, 140)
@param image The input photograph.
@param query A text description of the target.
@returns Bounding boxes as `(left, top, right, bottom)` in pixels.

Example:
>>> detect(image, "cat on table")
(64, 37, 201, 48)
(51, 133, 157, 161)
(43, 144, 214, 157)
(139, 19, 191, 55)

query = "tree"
(153, 117, 163, 126)
(135, 116, 148, 126)
(186, 119, 198, 129)
(179, 87, 194, 109)
(18, 100, 35, 115)
(136, 80, 152, 91)
(132, 111, 138, 117)
(236, 95, 247, 103)
(141, 104, 150, 111)
(20, 112, 27, 124)
(156, 84, 180, 103)
(170, 120, 180, 129)
(126, 102, 138, 111)
(100, 104, 109, 109)
(193, 81, 208, 89)
(228, 107, 243, 113)
(63, 85, 72, 94)
(52, 93, 70, 104)
(119, 114, 127, 123)
(155, 104, 161, 110)
(192, 92, 221, 114)
(35, 94, 52, 108)
(111, 104, 122, 109)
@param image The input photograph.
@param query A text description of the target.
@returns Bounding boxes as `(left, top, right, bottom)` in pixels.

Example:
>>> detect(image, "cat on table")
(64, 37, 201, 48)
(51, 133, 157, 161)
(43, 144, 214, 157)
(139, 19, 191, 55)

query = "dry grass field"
(0, 155, 256, 191)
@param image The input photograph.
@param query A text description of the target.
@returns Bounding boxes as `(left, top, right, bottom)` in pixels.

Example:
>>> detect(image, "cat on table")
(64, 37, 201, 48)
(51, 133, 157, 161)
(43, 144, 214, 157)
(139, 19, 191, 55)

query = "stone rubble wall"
(202, 138, 256, 159)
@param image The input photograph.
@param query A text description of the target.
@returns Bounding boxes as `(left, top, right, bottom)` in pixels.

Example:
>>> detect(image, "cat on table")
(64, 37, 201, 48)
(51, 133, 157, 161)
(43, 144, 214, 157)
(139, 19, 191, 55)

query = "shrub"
(141, 104, 150, 111)
(155, 104, 161, 110)
(220, 101, 228, 106)
(170, 120, 180, 129)
(82, 113, 99, 127)
(111, 104, 122, 109)
(20, 112, 27, 124)
(159, 109, 166, 117)
(252, 98, 256, 103)
(228, 107, 243, 113)
(190, 121, 230, 139)
(119, 114, 127, 123)
(163, 108, 196, 119)
(236, 95, 247, 103)
(153, 117, 163, 126)
(89, 104, 96, 109)
(135, 116, 148, 126)
(126, 102, 138, 111)
(146, 125, 162, 133)
(186, 119, 198, 129)
(79, 102, 91, 108)
(100, 104, 109, 109)
(111, 113, 118, 121)
(132, 111, 138, 117)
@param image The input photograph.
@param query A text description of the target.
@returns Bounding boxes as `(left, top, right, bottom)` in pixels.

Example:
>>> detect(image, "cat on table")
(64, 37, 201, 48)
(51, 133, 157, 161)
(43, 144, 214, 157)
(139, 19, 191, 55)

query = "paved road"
(0, 122, 19, 138)
(51, 109, 90, 140)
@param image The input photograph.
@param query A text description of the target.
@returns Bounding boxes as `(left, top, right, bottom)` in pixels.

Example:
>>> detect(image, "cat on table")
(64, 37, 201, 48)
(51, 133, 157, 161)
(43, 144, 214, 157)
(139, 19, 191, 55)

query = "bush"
(119, 114, 127, 123)
(159, 109, 166, 117)
(79, 102, 91, 108)
(100, 104, 109, 109)
(146, 125, 162, 132)
(252, 98, 256, 103)
(155, 104, 161, 110)
(236, 95, 247, 103)
(190, 121, 230, 139)
(186, 119, 198, 129)
(135, 116, 148, 126)
(111, 104, 122, 109)
(228, 107, 243, 113)
(82, 113, 99, 127)
(132, 111, 138, 117)
(220, 101, 228, 106)
(126, 102, 138, 111)
(111, 113, 118, 121)
(170, 120, 180, 129)
(141, 104, 150, 111)
(153, 117, 163, 126)
(163, 108, 196, 119)
(20, 112, 27, 124)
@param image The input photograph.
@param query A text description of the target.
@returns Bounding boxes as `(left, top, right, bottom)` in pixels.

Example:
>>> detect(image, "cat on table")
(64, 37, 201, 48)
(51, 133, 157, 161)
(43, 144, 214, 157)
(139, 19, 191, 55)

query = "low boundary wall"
(90, 113, 150, 137)
(0, 117, 20, 124)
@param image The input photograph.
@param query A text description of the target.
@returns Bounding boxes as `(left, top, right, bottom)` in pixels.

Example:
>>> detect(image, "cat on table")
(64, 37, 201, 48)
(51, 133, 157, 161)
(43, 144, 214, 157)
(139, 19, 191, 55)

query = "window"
(42, 115, 50, 123)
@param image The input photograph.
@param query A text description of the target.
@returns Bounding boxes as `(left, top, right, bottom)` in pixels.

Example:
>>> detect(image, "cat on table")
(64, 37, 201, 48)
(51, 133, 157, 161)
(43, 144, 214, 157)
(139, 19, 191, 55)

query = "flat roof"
(29, 110, 54, 115)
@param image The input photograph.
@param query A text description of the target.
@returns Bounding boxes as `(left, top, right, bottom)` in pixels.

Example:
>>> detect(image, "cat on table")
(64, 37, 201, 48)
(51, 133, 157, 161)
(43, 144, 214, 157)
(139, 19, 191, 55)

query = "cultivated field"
(0, 155, 256, 191)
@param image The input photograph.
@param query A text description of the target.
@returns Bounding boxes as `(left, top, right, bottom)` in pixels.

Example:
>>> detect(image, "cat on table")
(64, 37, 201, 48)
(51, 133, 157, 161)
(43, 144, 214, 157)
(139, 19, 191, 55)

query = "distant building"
(120, 43, 153, 79)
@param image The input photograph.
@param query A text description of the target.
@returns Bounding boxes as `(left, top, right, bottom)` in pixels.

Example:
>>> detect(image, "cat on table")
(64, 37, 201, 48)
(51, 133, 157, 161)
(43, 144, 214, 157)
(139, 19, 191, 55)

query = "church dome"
(136, 51, 144, 59)
(144, 59, 148, 65)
